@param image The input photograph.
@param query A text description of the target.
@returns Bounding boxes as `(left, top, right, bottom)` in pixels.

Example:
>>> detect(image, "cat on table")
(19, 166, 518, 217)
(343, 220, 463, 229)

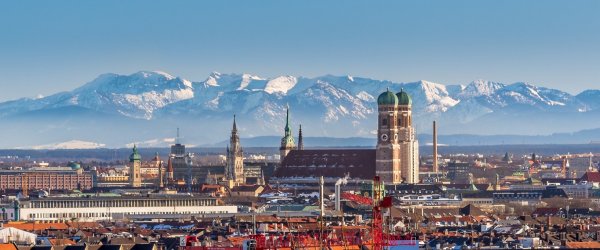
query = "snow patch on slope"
(460, 80, 505, 97)
(356, 91, 374, 102)
(416, 80, 459, 112)
(264, 76, 297, 94)
(238, 74, 264, 90)
(125, 137, 180, 148)
(23, 140, 106, 150)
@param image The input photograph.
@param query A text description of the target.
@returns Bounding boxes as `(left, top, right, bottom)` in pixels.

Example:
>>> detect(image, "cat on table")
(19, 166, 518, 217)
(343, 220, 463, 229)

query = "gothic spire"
(280, 104, 296, 158)
(232, 114, 237, 132)
(285, 105, 291, 134)
(298, 124, 304, 150)
(167, 156, 174, 173)
(158, 156, 164, 188)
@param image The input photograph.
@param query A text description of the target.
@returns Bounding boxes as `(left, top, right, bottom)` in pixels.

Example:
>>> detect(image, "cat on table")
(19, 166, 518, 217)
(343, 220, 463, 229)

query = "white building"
(4, 194, 237, 221)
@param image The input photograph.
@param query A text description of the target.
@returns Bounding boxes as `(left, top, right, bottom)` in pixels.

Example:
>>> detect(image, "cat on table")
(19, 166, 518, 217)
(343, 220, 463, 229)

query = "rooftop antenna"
(176, 127, 180, 144)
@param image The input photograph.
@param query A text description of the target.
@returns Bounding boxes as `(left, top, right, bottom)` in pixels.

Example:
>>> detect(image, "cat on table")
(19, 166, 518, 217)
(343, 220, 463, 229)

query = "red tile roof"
(3, 222, 68, 231)
(275, 149, 375, 179)
(533, 207, 561, 216)
(580, 171, 600, 182)
(566, 242, 600, 249)
(0, 244, 17, 250)
(48, 239, 76, 246)
(231, 185, 262, 192)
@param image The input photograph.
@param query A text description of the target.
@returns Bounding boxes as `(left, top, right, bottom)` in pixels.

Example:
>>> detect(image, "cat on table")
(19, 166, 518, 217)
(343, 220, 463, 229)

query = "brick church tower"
(396, 89, 419, 183)
(375, 89, 401, 184)
(375, 88, 419, 184)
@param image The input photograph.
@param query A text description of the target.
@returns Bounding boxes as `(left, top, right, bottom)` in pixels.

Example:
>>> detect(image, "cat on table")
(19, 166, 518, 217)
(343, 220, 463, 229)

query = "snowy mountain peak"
(409, 80, 459, 112)
(460, 79, 505, 97)
(204, 72, 223, 86)
(506, 81, 535, 89)
(45, 71, 195, 120)
(417, 80, 448, 91)
(133, 70, 176, 80)
(264, 76, 298, 94)
(238, 73, 265, 90)
(242, 73, 263, 80)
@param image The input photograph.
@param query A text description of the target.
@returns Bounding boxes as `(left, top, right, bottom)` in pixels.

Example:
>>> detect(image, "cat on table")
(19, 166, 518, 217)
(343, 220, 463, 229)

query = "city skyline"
(1, 0, 599, 101)
(1, 2, 600, 248)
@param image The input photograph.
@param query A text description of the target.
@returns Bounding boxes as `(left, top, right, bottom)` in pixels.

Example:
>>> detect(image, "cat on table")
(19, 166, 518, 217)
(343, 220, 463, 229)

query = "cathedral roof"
(396, 89, 412, 105)
(377, 89, 398, 106)
(275, 149, 376, 179)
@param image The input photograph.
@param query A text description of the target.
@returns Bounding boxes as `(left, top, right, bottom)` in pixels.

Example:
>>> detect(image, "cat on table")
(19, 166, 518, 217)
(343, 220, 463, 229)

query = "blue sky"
(0, 0, 599, 101)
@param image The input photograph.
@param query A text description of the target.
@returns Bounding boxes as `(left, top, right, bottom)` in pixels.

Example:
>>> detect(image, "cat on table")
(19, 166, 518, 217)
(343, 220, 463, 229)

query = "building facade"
(170, 143, 187, 180)
(447, 161, 471, 184)
(5, 195, 237, 221)
(0, 171, 93, 191)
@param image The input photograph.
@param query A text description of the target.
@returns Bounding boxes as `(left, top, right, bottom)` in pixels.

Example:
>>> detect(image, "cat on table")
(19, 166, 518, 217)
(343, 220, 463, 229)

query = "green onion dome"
(396, 89, 412, 105)
(68, 161, 81, 170)
(377, 89, 398, 106)
(129, 144, 141, 162)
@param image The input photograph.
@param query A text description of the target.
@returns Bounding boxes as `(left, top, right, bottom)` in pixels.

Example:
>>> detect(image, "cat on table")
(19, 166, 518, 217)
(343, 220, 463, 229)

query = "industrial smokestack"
(335, 183, 341, 211)
(319, 176, 325, 217)
(433, 121, 438, 174)
(335, 176, 348, 211)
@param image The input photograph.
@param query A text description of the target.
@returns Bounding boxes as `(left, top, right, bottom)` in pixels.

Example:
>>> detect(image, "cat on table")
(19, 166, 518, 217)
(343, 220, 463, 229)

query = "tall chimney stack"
(433, 121, 438, 174)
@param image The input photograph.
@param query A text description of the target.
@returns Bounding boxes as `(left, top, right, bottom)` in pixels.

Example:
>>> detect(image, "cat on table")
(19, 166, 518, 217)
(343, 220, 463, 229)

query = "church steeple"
(284, 105, 292, 136)
(166, 156, 174, 182)
(232, 114, 237, 132)
(155, 152, 164, 188)
(298, 124, 304, 150)
(129, 144, 142, 187)
(280, 105, 296, 162)
(229, 115, 240, 152)
(226, 114, 245, 185)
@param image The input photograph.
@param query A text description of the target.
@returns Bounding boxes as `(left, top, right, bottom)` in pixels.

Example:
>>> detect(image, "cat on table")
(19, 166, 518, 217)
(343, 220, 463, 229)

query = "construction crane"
(371, 176, 392, 250)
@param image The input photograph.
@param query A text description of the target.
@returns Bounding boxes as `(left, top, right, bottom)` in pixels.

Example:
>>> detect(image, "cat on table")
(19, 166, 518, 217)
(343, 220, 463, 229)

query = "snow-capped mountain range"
(1, 71, 599, 148)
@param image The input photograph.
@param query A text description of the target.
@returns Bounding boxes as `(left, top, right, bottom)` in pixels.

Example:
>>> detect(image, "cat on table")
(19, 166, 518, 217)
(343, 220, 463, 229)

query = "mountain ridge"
(0, 70, 598, 148)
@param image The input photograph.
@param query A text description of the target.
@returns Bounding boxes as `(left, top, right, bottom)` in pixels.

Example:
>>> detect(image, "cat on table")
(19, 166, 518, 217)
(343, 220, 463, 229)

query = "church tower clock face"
(381, 134, 388, 141)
